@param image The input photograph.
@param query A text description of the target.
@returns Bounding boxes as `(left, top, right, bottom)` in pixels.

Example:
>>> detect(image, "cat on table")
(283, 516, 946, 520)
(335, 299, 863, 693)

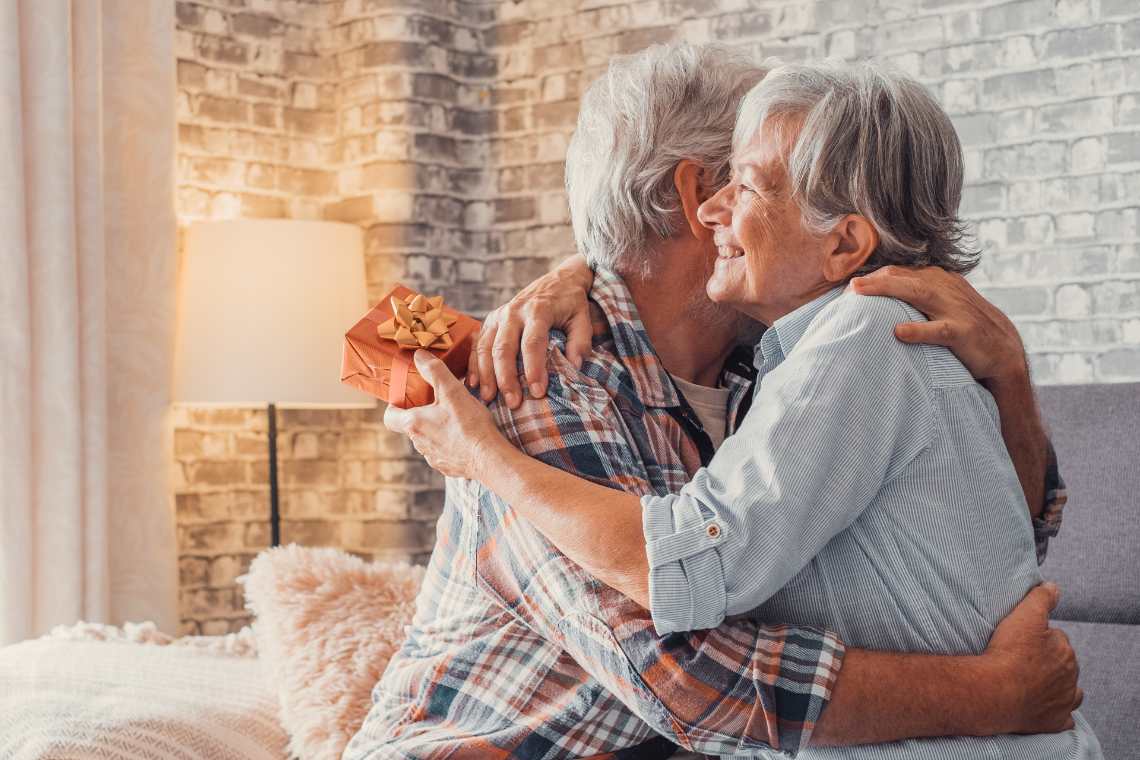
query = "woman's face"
(697, 124, 831, 326)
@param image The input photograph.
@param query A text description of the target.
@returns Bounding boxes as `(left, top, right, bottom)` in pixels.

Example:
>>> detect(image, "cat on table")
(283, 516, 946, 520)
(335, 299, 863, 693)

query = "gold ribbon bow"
(377, 292, 458, 351)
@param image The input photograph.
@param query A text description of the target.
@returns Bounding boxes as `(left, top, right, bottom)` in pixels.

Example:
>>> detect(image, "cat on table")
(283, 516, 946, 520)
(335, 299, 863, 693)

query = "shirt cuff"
(1033, 441, 1067, 564)
(642, 491, 729, 634)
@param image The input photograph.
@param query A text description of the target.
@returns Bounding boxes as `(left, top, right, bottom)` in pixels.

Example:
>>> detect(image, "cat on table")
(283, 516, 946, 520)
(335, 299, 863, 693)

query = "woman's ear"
(822, 215, 879, 282)
(674, 159, 713, 241)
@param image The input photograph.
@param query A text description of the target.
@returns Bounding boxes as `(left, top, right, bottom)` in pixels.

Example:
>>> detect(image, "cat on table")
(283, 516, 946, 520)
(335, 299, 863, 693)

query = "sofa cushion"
(1054, 619, 1140, 759)
(1037, 383, 1140, 624)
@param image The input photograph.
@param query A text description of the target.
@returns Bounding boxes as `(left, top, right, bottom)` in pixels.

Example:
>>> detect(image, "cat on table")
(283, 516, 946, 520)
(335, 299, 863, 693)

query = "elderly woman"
(387, 61, 1101, 758)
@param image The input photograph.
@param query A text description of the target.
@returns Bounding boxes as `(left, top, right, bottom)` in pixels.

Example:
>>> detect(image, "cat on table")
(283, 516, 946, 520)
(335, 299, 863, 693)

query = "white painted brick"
(994, 108, 1034, 143)
(372, 191, 415, 223)
(1056, 211, 1096, 239)
(1053, 0, 1092, 24)
(292, 81, 318, 108)
(998, 36, 1037, 68)
(827, 29, 857, 58)
(1118, 244, 1140, 274)
(1098, 348, 1140, 378)
(942, 79, 978, 113)
(1008, 180, 1042, 209)
(1054, 63, 1095, 95)
(1055, 352, 1096, 383)
(1122, 318, 1140, 343)
(538, 192, 570, 225)
(1071, 137, 1106, 172)
(1036, 98, 1114, 135)
(1055, 283, 1092, 317)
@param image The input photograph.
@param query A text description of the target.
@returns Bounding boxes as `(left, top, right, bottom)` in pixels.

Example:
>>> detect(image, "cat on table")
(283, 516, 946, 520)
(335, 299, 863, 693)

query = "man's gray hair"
(734, 60, 979, 275)
(565, 42, 765, 276)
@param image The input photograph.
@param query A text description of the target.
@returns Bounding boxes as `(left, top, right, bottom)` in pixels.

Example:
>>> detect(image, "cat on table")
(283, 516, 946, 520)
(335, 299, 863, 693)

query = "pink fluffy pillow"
(240, 545, 425, 760)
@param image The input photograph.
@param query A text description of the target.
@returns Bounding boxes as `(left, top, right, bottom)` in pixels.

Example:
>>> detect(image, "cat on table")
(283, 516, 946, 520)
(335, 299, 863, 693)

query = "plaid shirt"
(344, 270, 1066, 760)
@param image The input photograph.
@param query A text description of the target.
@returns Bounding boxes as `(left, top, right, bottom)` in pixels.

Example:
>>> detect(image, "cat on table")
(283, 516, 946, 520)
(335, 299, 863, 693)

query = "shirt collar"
(757, 285, 846, 368)
(587, 268, 681, 409)
(587, 268, 756, 411)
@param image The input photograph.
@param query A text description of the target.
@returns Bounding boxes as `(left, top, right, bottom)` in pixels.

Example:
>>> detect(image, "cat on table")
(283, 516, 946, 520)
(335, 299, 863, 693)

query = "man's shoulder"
(487, 335, 628, 440)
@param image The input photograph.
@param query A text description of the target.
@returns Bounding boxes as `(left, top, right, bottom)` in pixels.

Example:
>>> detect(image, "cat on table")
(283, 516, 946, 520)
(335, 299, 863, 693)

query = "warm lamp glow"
(174, 219, 372, 407)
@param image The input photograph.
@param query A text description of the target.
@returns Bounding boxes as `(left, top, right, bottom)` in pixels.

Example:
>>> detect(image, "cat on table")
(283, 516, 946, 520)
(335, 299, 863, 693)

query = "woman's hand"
(467, 254, 594, 409)
(384, 351, 507, 480)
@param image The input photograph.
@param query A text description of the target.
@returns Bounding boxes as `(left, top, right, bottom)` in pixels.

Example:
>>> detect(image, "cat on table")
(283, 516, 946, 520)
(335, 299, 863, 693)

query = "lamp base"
(268, 402, 280, 547)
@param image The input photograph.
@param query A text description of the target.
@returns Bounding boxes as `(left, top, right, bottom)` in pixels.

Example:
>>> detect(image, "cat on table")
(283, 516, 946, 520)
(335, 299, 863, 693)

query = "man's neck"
(625, 272, 738, 388)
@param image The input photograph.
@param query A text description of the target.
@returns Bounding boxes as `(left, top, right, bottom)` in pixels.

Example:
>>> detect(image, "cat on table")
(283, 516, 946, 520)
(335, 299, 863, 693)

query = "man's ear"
(674, 159, 713, 242)
(821, 215, 879, 282)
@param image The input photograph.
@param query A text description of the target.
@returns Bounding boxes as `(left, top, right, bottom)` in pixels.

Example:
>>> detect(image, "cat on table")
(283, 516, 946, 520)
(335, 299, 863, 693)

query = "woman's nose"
(698, 185, 731, 230)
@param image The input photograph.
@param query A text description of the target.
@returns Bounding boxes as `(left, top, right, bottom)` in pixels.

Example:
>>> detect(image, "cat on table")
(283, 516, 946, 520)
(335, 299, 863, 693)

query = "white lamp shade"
(174, 219, 373, 407)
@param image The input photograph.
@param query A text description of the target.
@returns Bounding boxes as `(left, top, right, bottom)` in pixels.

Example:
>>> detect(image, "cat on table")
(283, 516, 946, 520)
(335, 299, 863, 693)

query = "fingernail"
(529, 383, 544, 398)
(504, 391, 519, 407)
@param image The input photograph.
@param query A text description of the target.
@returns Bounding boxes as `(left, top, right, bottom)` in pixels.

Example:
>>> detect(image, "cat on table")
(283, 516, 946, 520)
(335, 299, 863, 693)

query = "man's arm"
(815, 583, 1081, 744)
(389, 350, 1081, 754)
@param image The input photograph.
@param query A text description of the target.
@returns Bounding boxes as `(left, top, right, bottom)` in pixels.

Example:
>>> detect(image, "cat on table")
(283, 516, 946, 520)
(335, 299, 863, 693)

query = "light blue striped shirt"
(642, 286, 1101, 758)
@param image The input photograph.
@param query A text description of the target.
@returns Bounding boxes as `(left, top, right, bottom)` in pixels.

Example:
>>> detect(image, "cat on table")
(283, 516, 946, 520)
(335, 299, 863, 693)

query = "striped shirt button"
(706, 522, 722, 539)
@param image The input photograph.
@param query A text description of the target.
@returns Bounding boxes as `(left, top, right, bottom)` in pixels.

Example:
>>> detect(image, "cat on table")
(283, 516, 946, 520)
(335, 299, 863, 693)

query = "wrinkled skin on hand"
(467, 256, 595, 409)
(384, 350, 505, 480)
(986, 582, 1083, 734)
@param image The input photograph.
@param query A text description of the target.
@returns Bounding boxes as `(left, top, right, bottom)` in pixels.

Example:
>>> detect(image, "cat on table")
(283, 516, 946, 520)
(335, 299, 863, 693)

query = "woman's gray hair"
(565, 42, 765, 276)
(734, 60, 979, 275)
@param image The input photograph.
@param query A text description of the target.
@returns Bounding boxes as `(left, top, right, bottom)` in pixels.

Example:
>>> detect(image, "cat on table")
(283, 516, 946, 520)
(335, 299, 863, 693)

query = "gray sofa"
(1038, 382, 1139, 759)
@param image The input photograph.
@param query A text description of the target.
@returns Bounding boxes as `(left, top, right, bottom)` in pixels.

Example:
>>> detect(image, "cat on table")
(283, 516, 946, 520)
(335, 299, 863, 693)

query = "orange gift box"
(341, 284, 479, 408)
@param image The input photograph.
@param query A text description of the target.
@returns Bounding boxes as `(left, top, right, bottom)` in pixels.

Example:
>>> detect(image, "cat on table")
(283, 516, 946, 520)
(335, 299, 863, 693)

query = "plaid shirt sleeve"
(1033, 439, 1067, 564)
(472, 353, 845, 757)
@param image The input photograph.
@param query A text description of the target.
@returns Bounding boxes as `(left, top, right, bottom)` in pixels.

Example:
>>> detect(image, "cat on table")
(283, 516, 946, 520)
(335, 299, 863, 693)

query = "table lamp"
(174, 219, 373, 546)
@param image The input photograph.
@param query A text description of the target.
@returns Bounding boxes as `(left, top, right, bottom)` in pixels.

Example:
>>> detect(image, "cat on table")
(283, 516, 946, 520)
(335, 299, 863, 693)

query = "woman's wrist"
(468, 429, 520, 488)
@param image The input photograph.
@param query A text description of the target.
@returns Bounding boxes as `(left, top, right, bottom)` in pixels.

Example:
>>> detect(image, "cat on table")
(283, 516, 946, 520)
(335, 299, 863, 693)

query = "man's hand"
(985, 583, 1082, 734)
(850, 266, 1028, 387)
(385, 351, 508, 479)
(467, 255, 594, 409)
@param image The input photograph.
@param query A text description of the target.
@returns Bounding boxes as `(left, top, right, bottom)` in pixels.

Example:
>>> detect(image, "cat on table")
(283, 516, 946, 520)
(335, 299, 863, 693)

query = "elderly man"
(351, 44, 1079, 759)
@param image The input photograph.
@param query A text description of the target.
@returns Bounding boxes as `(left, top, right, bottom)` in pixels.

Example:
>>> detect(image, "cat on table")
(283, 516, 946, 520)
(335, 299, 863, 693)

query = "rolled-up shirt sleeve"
(643, 294, 937, 634)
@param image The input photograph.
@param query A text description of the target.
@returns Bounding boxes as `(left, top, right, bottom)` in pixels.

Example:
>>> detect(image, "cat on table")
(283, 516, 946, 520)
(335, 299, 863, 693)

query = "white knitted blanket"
(0, 625, 289, 760)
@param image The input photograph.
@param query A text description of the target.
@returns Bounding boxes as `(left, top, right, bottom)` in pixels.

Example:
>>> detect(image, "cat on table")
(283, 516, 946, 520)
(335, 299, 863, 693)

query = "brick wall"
(174, 0, 1140, 632)
(483, 0, 1140, 383)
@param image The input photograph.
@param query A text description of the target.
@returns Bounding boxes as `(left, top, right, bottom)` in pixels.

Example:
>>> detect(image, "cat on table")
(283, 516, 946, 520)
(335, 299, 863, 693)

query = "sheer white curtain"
(0, 0, 177, 644)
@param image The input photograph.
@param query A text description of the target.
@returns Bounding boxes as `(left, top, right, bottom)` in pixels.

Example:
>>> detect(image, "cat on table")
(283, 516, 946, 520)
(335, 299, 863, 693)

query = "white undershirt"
(668, 373, 732, 450)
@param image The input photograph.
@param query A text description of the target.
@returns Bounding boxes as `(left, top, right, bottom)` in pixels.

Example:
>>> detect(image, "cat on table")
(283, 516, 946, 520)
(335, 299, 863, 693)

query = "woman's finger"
(475, 320, 500, 401)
